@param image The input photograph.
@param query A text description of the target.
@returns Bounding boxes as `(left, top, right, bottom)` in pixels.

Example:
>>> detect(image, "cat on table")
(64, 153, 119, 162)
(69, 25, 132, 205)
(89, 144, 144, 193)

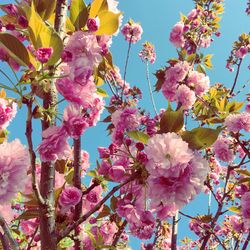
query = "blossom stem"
(112, 220, 127, 246)
(171, 211, 178, 250)
(0, 213, 19, 250)
(230, 59, 243, 95)
(73, 138, 83, 250)
(57, 172, 139, 241)
(121, 38, 133, 101)
(146, 62, 158, 116)
(242, 232, 250, 250)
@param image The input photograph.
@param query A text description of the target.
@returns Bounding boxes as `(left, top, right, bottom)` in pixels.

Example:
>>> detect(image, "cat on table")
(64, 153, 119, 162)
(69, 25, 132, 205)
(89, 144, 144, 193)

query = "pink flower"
(18, 15, 28, 28)
(213, 137, 234, 162)
(3, 4, 18, 15)
(121, 21, 143, 43)
(59, 186, 82, 212)
(169, 22, 185, 48)
(0, 139, 29, 203)
(176, 84, 196, 109)
(139, 41, 156, 64)
(165, 61, 190, 85)
(0, 204, 14, 223)
(224, 113, 250, 132)
(235, 46, 248, 59)
(0, 98, 17, 129)
(37, 126, 71, 162)
(63, 104, 89, 139)
(128, 210, 155, 240)
(241, 192, 250, 229)
(36, 47, 53, 63)
(109, 165, 126, 182)
(145, 133, 193, 178)
(187, 70, 210, 95)
(246, 104, 250, 113)
(87, 17, 100, 32)
(148, 153, 208, 218)
(20, 219, 39, 236)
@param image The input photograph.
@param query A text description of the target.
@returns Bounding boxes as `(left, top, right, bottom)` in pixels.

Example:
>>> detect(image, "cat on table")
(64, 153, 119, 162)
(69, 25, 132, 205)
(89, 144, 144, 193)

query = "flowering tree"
(0, 0, 249, 249)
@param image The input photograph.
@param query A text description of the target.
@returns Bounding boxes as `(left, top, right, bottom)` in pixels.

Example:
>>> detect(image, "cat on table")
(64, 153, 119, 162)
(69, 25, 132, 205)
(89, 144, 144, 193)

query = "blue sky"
(1, 0, 250, 248)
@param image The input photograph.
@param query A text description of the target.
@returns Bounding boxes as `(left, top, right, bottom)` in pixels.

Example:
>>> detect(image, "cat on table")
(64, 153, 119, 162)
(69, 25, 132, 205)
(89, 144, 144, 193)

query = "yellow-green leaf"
(24, 3, 63, 65)
(228, 206, 241, 214)
(204, 54, 213, 69)
(70, 0, 88, 30)
(159, 107, 184, 133)
(181, 127, 222, 150)
(89, 0, 105, 18)
(0, 33, 33, 67)
(127, 131, 150, 144)
(95, 11, 121, 35)
(33, 0, 57, 20)
(97, 87, 108, 97)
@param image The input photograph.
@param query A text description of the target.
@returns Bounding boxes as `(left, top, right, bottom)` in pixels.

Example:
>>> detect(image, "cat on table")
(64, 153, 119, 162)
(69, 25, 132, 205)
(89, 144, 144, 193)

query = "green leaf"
(65, 168, 74, 184)
(33, 0, 56, 20)
(236, 169, 250, 177)
(95, 11, 121, 35)
(70, 0, 88, 30)
(181, 127, 222, 150)
(59, 237, 74, 249)
(24, 3, 63, 65)
(0, 130, 6, 144)
(97, 87, 109, 97)
(228, 206, 241, 214)
(159, 107, 184, 133)
(196, 64, 206, 74)
(186, 53, 196, 63)
(0, 33, 33, 67)
(127, 131, 150, 144)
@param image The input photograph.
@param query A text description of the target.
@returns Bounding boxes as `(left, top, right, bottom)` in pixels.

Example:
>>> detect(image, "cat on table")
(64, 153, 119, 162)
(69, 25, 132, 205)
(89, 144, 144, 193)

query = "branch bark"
(0, 214, 19, 250)
(39, 1, 67, 249)
(73, 138, 83, 250)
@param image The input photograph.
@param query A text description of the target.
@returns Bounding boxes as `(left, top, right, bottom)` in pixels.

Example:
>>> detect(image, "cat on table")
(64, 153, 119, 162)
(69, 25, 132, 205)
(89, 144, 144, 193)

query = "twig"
(58, 173, 138, 241)
(25, 97, 45, 205)
(171, 211, 178, 250)
(230, 59, 243, 95)
(0, 213, 19, 250)
(27, 226, 39, 250)
(146, 62, 158, 116)
(121, 38, 133, 101)
(73, 138, 83, 250)
(242, 232, 250, 250)
(112, 220, 127, 246)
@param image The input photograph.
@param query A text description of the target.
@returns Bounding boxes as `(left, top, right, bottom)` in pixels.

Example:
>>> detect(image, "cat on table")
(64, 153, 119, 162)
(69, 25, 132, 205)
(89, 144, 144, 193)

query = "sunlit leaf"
(70, 0, 88, 30)
(127, 131, 150, 144)
(89, 0, 104, 18)
(33, 0, 56, 20)
(95, 11, 121, 35)
(181, 127, 222, 150)
(0, 33, 33, 67)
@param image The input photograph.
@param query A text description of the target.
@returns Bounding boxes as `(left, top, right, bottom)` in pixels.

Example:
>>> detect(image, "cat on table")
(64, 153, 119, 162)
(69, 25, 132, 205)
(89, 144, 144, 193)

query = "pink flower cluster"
(162, 61, 209, 109)
(145, 133, 208, 218)
(0, 98, 17, 129)
(169, 22, 185, 48)
(139, 41, 156, 64)
(241, 192, 250, 229)
(213, 137, 234, 162)
(121, 20, 143, 43)
(36, 47, 53, 64)
(224, 112, 250, 133)
(0, 139, 29, 203)
(111, 107, 141, 145)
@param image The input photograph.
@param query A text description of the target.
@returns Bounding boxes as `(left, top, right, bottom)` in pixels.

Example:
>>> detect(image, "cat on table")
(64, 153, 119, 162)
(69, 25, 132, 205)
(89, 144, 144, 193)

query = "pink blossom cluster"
(213, 136, 234, 162)
(121, 20, 143, 43)
(162, 61, 209, 109)
(0, 139, 29, 203)
(224, 112, 250, 133)
(145, 133, 209, 218)
(111, 107, 141, 145)
(0, 98, 17, 129)
(139, 41, 156, 64)
(241, 192, 250, 229)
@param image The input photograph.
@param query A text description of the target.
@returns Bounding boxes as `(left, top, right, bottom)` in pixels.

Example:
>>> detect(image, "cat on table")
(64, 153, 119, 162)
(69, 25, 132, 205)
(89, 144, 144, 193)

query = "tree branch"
(0, 214, 19, 250)
(58, 173, 138, 241)
(230, 59, 243, 95)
